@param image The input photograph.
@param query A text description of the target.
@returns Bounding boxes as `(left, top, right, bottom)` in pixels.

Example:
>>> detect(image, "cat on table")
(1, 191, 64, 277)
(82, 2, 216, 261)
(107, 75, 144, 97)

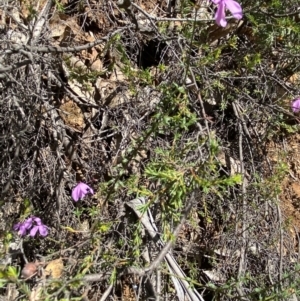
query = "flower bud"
(21, 262, 37, 279)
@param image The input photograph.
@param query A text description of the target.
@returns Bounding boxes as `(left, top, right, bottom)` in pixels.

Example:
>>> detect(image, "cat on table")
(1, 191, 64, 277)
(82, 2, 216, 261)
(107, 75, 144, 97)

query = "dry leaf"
(109, 65, 126, 82)
(65, 55, 87, 72)
(292, 182, 300, 198)
(203, 269, 225, 282)
(50, 22, 67, 38)
(288, 73, 300, 85)
(45, 258, 64, 279)
(6, 283, 19, 301)
(29, 283, 43, 301)
(89, 48, 99, 62)
(90, 59, 103, 71)
(59, 99, 85, 131)
(95, 79, 116, 101)
(68, 79, 95, 104)
(95, 78, 131, 108)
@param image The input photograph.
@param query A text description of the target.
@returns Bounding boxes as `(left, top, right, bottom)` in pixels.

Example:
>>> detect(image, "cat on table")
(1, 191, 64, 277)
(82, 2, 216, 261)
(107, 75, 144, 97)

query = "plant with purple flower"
(13, 216, 49, 237)
(72, 182, 94, 202)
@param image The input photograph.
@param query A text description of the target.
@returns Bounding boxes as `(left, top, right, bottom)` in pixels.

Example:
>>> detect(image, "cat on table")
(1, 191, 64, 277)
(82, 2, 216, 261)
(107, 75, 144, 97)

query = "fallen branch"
(126, 196, 204, 301)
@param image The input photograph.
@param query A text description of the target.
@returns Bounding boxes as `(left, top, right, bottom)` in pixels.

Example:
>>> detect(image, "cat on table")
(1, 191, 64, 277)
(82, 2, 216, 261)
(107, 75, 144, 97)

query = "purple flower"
(211, 0, 243, 27)
(13, 216, 49, 237)
(72, 182, 94, 202)
(291, 98, 300, 113)
(13, 222, 28, 236)
(29, 217, 49, 237)
(13, 218, 34, 236)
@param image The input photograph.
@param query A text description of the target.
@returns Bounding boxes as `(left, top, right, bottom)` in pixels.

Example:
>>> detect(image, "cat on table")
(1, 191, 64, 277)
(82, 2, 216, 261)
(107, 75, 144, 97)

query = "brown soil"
(269, 133, 300, 231)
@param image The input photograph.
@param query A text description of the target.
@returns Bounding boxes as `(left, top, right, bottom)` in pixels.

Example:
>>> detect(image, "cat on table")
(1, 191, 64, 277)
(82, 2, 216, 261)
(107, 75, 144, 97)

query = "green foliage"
(108, 83, 243, 242)
(54, 0, 65, 12)
(95, 221, 112, 233)
(132, 221, 143, 257)
(0, 265, 19, 284)
(243, 53, 261, 71)
(2, 231, 13, 253)
(73, 207, 84, 218)
(269, 112, 300, 136)
(19, 198, 33, 220)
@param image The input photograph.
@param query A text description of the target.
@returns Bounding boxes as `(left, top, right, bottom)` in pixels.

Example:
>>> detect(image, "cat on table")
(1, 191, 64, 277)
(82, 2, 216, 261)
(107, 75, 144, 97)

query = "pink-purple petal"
(71, 188, 80, 201)
(72, 182, 94, 201)
(291, 98, 300, 113)
(29, 226, 39, 237)
(33, 217, 42, 225)
(215, 1, 227, 27)
(23, 218, 33, 229)
(13, 223, 22, 231)
(39, 226, 49, 237)
(211, 0, 243, 27)
(18, 225, 28, 236)
(224, 0, 243, 19)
